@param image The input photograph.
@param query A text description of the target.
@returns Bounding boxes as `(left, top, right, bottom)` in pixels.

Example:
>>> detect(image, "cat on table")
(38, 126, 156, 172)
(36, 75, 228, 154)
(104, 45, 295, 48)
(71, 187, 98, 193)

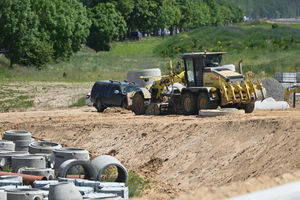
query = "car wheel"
(182, 92, 197, 115)
(132, 92, 145, 115)
(95, 99, 105, 112)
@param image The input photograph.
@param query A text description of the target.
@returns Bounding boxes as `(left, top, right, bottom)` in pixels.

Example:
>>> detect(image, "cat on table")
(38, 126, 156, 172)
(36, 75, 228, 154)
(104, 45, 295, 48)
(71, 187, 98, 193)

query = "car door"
(102, 84, 113, 106)
(111, 85, 123, 106)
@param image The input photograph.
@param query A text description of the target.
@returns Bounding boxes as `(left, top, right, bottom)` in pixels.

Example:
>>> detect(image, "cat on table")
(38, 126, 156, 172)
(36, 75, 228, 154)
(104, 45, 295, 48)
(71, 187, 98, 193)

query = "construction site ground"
(0, 105, 300, 199)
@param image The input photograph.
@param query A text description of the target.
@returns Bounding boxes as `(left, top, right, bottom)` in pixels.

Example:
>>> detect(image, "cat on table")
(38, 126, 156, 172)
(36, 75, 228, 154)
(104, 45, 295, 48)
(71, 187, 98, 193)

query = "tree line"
(228, 0, 300, 19)
(0, 0, 243, 68)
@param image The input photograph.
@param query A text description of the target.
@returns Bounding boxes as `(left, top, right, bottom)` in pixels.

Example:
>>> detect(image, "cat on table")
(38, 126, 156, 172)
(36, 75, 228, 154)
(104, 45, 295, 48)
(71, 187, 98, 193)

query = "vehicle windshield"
(121, 85, 140, 93)
(203, 55, 222, 67)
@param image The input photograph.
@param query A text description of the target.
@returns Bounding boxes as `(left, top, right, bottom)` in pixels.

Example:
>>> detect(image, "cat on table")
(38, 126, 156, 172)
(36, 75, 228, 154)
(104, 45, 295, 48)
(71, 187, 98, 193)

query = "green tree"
(80, 0, 134, 20)
(31, 0, 91, 60)
(0, 0, 90, 68)
(177, 0, 211, 29)
(87, 3, 127, 51)
(0, 0, 53, 68)
(159, 0, 181, 35)
(128, 0, 162, 34)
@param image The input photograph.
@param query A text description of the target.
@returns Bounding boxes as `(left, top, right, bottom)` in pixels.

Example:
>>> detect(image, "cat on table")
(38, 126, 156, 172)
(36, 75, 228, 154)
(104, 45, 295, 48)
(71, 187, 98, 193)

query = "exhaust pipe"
(238, 59, 243, 75)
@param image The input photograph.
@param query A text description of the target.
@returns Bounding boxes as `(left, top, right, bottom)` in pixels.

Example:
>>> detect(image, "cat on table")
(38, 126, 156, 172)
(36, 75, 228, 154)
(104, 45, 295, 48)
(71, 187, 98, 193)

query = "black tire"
(95, 98, 105, 112)
(121, 100, 128, 109)
(197, 93, 210, 110)
(132, 92, 145, 115)
(244, 99, 255, 113)
(182, 92, 197, 115)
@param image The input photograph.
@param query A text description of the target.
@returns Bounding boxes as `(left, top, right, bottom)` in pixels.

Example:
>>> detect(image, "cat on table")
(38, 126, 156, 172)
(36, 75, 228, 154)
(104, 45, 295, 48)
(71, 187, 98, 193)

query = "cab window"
(185, 58, 195, 86)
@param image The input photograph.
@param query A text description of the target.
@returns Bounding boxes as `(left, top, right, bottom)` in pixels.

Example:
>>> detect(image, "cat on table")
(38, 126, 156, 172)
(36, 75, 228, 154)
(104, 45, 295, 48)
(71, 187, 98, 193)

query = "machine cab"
(180, 52, 225, 87)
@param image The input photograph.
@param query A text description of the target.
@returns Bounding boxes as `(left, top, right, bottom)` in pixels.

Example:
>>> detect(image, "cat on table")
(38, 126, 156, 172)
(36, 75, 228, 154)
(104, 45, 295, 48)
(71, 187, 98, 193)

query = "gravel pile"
(261, 78, 285, 101)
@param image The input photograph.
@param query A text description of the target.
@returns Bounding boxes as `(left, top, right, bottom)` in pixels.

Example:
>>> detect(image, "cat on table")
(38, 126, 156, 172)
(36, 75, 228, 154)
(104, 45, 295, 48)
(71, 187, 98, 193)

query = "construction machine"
(130, 52, 265, 115)
(284, 85, 300, 107)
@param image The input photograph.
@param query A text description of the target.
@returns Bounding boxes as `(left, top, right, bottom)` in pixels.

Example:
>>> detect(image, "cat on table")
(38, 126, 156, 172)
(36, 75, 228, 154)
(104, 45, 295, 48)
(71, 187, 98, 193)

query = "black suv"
(91, 80, 140, 112)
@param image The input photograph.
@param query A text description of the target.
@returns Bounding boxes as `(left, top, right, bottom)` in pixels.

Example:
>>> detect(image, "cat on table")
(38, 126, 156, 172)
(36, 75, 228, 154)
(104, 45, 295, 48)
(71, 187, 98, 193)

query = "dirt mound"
(0, 108, 300, 199)
(261, 78, 285, 100)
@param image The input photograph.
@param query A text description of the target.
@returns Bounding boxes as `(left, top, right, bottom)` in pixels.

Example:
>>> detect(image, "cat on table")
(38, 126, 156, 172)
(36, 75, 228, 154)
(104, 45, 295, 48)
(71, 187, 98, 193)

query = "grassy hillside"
(0, 37, 168, 82)
(155, 26, 300, 76)
(1, 24, 300, 82)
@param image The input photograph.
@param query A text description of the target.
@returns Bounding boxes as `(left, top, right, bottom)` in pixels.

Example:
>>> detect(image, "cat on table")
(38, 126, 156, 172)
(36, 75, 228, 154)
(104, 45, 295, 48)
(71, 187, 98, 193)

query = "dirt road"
(0, 107, 300, 199)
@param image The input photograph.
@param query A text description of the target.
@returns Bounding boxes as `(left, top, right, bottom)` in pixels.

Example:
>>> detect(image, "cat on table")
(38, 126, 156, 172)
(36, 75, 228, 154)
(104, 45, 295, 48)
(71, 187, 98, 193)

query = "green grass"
(68, 96, 86, 108)
(0, 84, 34, 112)
(127, 171, 150, 198)
(155, 26, 300, 77)
(0, 37, 169, 82)
(1, 23, 300, 82)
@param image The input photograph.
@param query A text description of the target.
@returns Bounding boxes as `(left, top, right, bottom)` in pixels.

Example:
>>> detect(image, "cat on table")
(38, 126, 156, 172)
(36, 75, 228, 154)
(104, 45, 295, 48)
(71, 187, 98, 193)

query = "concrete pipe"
(29, 141, 62, 154)
(0, 175, 23, 187)
(21, 168, 55, 180)
(6, 188, 43, 200)
(2, 130, 32, 141)
(12, 155, 46, 173)
(91, 155, 128, 183)
(58, 159, 96, 180)
(14, 140, 32, 152)
(49, 182, 83, 200)
(0, 140, 15, 151)
(53, 148, 90, 170)
(0, 152, 29, 168)
(0, 190, 7, 200)
(0, 149, 13, 154)
(0, 175, 23, 182)
(127, 68, 161, 87)
(32, 153, 53, 168)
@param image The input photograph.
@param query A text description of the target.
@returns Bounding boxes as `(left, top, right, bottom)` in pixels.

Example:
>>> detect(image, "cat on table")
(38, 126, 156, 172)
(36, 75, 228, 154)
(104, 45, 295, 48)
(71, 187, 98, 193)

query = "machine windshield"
(121, 85, 139, 93)
(203, 55, 222, 67)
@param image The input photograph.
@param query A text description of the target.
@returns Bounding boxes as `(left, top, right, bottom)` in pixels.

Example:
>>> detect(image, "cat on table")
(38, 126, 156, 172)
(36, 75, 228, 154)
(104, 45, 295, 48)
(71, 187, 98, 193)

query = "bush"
(272, 23, 279, 29)
(127, 171, 150, 197)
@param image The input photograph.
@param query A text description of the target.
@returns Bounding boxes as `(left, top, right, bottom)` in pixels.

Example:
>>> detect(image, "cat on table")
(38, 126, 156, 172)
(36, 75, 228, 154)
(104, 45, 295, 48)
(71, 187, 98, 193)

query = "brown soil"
(0, 107, 300, 199)
(1, 82, 92, 110)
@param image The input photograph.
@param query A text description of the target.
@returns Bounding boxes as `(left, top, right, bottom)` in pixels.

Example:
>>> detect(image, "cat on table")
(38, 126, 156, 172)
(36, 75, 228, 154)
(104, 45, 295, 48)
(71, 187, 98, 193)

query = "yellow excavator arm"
(139, 60, 186, 100)
(284, 85, 300, 102)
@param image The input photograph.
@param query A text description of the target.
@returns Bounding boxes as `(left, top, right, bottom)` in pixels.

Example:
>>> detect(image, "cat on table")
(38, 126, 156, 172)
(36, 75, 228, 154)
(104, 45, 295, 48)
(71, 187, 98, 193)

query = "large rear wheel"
(132, 92, 145, 115)
(197, 93, 218, 110)
(182, 92, 197, 115)
(197, 93, 210, 110)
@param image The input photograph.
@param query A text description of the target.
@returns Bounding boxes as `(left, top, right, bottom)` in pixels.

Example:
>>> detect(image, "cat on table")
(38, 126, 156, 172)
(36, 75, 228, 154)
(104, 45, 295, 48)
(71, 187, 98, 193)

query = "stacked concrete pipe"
(0, 140, 15, 152)
(29, 141, 62, 154)
(0, 151, 29, 169)
(29, 141, 62, 169)
(6, 188, 43, 200)
(12, 155, 46, 173)
(53, 148, 90, 170)
(2, 130, 32, 152)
